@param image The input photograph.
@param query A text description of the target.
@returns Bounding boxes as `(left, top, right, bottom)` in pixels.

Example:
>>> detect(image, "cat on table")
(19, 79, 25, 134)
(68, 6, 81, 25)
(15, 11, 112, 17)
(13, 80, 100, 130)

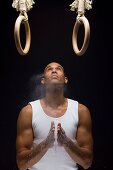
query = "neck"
(43, 89, 65, 108)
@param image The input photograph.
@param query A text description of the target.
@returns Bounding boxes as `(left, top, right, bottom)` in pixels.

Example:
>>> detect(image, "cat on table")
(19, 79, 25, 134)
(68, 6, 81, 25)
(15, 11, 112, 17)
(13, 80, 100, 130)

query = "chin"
(46, 82, 64, 90)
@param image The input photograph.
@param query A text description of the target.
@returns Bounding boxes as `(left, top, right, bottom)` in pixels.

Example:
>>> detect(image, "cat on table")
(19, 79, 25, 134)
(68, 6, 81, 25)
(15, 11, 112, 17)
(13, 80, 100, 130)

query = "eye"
(47, 67, 52, 71)
(57, 67, 62, 71)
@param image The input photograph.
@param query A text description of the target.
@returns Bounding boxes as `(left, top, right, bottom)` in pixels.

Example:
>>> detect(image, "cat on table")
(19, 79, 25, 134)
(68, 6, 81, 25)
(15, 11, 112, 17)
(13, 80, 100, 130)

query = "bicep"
(16, 128, 33, 153)
(76, 105, 93, 150)
(16, 105, 34, 153)
(76, 124, 93, 150)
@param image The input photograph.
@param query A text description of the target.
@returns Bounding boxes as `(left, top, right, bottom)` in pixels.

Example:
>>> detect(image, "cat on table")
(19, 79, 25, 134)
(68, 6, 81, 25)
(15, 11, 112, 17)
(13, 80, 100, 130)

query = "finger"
(57, 123, 61, 128)
(57, 123, 61, 131)
(57, 124, 65, 134)
(51, 121, 55, 128)
(50, 121, 55, 132)
(60, 127, 65, 134)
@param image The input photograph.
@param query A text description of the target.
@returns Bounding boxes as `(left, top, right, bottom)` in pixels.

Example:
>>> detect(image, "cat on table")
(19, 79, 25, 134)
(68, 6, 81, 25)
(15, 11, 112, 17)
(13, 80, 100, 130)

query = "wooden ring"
(72, 16, 90, 56)
(14, 15, 31, 55)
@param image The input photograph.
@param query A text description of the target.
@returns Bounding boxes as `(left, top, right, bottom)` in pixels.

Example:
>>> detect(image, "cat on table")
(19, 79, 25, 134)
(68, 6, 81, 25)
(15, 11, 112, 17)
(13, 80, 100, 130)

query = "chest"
(42, 105, 67, 118)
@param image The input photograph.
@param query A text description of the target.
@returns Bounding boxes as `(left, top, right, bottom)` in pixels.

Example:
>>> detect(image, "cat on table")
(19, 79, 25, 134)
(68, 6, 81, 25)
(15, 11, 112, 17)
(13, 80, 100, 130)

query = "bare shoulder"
(78, 103, 92, 124)
(19, 104, 32, 116)
(17, 104, 32, 128)
(78, 103, 90, 113)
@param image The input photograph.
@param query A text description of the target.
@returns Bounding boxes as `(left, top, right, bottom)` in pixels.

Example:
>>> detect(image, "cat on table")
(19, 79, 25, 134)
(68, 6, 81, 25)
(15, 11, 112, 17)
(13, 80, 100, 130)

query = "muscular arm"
(16, 105, 49, 170)
(58, 103, 93, 169)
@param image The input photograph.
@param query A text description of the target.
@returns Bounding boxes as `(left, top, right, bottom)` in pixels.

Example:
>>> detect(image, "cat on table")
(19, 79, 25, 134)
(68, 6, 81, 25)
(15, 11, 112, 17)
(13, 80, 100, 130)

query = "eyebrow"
(44, 65, 64, 72)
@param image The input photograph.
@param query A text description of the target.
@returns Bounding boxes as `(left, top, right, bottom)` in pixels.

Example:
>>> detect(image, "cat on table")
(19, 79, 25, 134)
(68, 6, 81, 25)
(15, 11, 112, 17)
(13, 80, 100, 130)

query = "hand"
(45, 121, 55, 148)
(57, 123, 68, 146)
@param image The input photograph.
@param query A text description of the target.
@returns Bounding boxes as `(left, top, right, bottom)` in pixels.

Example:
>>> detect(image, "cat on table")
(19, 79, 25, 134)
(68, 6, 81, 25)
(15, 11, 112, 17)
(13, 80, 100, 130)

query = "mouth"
(51, 74, 58, 79)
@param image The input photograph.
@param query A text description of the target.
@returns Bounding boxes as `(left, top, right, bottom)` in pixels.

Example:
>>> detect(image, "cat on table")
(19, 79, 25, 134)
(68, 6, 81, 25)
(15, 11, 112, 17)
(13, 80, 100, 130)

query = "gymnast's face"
(41, 62, 68, 86)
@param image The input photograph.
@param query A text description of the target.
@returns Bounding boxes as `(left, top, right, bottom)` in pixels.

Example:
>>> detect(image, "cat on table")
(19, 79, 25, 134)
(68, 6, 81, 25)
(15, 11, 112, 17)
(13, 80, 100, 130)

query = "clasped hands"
(45, 121, 69, 148)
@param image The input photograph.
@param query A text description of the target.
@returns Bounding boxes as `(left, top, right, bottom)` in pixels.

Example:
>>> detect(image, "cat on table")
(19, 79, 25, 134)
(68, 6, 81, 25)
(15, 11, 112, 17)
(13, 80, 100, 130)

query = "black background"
(1, 0, 113, 169)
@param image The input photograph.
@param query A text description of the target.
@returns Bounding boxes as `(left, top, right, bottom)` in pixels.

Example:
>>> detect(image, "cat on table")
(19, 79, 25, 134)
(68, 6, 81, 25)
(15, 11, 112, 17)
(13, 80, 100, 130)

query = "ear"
(64, 77, 68, 84)
(41, 77, 45, 84)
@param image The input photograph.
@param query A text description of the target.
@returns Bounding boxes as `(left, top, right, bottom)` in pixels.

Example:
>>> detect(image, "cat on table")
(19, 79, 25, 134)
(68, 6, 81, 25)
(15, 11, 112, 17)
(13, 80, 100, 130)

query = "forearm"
(63, 138, 93, 169)
(17, 140, 48, 170)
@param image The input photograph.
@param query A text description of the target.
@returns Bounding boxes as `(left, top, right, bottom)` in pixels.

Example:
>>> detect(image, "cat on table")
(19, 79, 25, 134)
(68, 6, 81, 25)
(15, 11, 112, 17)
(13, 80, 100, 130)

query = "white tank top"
(29, 98, 78, 170)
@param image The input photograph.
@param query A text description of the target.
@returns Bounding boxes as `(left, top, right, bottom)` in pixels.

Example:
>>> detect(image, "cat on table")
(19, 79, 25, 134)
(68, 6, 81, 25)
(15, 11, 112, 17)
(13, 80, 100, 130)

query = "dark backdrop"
(1, 0, 113, 169)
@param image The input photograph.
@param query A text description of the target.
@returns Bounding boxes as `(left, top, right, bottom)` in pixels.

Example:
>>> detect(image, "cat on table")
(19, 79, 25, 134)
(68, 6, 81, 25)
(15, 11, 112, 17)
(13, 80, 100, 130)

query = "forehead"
(44, 62, 64, 71)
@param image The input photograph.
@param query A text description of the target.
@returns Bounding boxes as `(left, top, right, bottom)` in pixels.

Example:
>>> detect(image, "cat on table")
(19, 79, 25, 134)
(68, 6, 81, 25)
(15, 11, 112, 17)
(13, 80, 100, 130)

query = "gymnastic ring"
(72, 16, 90, 56)
(14, 15, 31, 55)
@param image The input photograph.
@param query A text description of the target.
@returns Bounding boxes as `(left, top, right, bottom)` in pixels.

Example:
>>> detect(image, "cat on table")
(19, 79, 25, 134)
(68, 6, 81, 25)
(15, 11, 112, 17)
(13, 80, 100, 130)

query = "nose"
(52, 68, 57, 73)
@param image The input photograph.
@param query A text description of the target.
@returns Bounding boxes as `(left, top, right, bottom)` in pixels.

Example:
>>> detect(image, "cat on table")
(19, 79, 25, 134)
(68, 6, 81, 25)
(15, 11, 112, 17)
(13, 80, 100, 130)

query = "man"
(16, 62, 93, 170)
